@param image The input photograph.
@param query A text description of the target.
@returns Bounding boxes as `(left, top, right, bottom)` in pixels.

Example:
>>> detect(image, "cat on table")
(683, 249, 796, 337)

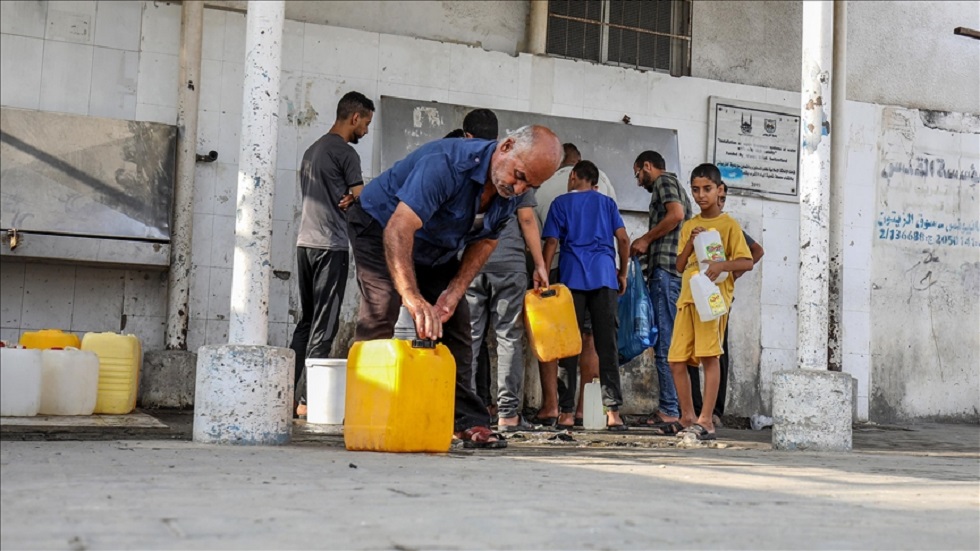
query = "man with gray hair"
(347, 125, 563, 449)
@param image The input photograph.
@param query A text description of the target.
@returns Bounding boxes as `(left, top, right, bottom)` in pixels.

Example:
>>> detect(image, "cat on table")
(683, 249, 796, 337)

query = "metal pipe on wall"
(227, 0, 285, 346)
(527, 0, 549, 55)
(828, 0, 847, 372)
(797, 1, 834, 371)
(165, 0, 205, 351)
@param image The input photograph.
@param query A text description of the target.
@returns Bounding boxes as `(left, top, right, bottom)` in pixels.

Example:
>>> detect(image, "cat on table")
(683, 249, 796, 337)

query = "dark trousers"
(475, 330, 493, 408)
(690, 320, 729, 417)
(289, 247, 349, 405)
(346, 203, 491, 432)
(559, 288, 623, 413)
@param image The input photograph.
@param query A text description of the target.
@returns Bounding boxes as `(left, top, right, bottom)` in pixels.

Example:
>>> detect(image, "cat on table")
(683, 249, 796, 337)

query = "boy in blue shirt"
(542, 161, 630, 430)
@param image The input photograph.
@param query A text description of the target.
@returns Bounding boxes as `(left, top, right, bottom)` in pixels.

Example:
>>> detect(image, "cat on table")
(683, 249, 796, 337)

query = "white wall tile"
(760, 263, 799, 307)
(205, 318, 229, 345)
(209, 214, 236, 269)
(123, 314, 165, 350)
(207, 267, 232, 321)
(551, 61, 585, 108)
(71, 266, 125, 332)
(0, 261, 26, 327)
(842, 311, 871, 355)
(191, 212, 214, 266)
(222, 11, 246, 62)
(304, 23, 379, 80)
(446, 91, 518, 113)
(123, 270, 167, 317)
(843, 267, 871, 313)
(135, 101, 175, 124)
(761, 303, 797, 350)
(0, 35, 44, 109)
(1, 1, 48, 38)
(195, 110, 221, 168)
(271, 219, 296, 272)
(93, 0, 141, 51)
(188, 264, 210, 320)
(21, 263, 76, 330)
(269, 276, 290, 323)
(273, 169, 299, 222)
(45, 1, 96, 44)
(855, 395, 869, 421)
(376, 81, 449, 105)
(268, 321, 289, 348)
(276, 122, 298, 171)
(39, 41, 93, 114)
(759, 347, 797, 411)
(193, 162, 218, 215)
(377, 33, 449, 88)
(549, 102, 584, 119)
(198, 58, 222, 112)
(136, 51, 178, 107)
(187, 317, 207, 351)
(843, 230, 873, 273)
(219, 61, 243, 115)
(843, 168, 876, 228)
(139, 0, 179, 55)
(0, 328, 21, 344)
(217, 110, 242, 167)
(213, 162, 239, 216)
(201, 8, 226, 61)
(281, 19, 304, 73)
(449, 46, 518, 98)
(842, 352, 870, 397)
(88, 47, 138, 119)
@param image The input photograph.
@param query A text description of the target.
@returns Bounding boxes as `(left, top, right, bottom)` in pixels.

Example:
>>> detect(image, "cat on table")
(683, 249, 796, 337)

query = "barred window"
(546, 0, 692, 76)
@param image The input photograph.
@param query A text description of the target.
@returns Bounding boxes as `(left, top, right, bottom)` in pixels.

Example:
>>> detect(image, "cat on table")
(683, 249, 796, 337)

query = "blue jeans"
(648, 268, 680, 417)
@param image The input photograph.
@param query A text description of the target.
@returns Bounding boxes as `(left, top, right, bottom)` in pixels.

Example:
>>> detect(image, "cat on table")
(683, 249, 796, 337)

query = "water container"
(690, 272, 728, 322)
(39, 348, 99, 416)
(20, 329, 80, 350)
(81, 332, 142, 414)
(306, 358, 347, 425)
(582, 378, 605, 430)
(524, 284, 582, 362)
(693, 230, 728, 282)
(0, 346, 43, 416)
(344, 307, 456, 453)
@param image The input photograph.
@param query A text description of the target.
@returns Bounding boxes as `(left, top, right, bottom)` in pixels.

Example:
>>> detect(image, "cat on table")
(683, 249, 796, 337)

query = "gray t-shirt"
(481, 189, 537, 273)
(296, 133, 364, 250)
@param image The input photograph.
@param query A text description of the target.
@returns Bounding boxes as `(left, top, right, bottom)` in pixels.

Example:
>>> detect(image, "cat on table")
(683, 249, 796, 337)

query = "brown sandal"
(456, 426, 508, 449)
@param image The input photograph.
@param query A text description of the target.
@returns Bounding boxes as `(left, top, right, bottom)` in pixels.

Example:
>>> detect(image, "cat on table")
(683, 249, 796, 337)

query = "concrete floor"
(1, 420, 978, 550)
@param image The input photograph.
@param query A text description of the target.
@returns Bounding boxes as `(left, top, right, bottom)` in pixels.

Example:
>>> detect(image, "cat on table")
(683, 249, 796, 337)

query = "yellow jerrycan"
(344, 307, 456, 453)
(20, 329, 80, 350)
(81, 332, 142, 414)
(524, 284, 582, 362)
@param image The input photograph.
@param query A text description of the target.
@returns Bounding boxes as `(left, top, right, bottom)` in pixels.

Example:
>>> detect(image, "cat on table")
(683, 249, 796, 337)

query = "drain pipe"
(165, 0, 204, 351)
(827, 0, 847, 372)
(527, 0, 548, 54)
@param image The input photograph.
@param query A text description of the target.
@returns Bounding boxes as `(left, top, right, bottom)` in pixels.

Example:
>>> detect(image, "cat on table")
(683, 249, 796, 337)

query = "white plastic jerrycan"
(0, 345, 43, 416)
(583, 378, 606, 430)
(690, 272, 728, 322)
(39, 348, 100, 416)
(693, 230, 728, 282)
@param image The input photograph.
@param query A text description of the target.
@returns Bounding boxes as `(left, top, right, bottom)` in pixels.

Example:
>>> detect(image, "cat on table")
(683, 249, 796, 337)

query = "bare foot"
(498, 415, 520, 428)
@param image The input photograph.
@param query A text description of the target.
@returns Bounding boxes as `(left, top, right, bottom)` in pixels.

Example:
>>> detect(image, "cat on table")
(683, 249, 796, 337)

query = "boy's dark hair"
(462, 109, 498, 140)
(572, 160, 599, 186)
(336, 91, 375, 121)
(690, 163, 724, 187)
(444, 128, 466, 139)
(634, 150, 666, 170)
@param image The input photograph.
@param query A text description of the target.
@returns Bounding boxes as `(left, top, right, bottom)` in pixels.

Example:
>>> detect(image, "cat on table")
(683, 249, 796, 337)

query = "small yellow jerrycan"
(20, 329, 80, 350)
(344, 307, 456, 453)
(81, 332, 142, 414)
(524, 284, 582, 362)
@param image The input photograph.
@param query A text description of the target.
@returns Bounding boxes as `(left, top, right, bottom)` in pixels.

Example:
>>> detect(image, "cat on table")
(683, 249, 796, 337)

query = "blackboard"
(379, 96, 681, 212)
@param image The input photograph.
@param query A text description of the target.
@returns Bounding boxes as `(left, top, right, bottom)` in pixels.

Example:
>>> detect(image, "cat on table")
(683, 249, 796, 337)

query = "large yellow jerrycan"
(344, 308, 456, 453)
(20, 329, 80, 350)
(524, 284, 581, 362)
(81, 332, 142, 414)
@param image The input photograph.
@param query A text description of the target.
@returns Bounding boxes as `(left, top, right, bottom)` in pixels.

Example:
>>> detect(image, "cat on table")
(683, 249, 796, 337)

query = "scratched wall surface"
(870, 107, 980, 422)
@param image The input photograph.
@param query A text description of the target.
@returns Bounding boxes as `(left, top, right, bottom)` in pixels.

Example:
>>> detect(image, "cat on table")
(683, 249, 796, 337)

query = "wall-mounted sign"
(707, 97, 801, 198)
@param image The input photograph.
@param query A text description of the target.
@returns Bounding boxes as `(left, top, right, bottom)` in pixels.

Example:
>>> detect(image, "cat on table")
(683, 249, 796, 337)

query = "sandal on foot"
(678, 423, 716, 441)
(499, 416, 538, 433)
(574, 418, 584, 427)
(651, 421, 684, 436)
(607, 423, 628, 432)
(456, 426, 508, 449)
(529, 415, 558, 427)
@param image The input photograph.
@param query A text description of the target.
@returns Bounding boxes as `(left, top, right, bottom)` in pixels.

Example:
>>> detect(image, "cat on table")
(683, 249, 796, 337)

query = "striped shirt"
(645, 171, 692, 278)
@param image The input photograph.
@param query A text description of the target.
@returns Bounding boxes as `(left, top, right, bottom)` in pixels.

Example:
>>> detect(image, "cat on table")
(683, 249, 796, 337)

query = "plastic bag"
(617, 257, 657, 364)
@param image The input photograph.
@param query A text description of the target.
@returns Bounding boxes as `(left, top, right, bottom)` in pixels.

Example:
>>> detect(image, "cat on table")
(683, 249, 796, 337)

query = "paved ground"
(1, 415, 977, 550)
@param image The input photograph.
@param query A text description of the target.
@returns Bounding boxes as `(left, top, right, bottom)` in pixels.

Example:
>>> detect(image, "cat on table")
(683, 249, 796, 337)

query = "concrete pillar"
(228, 0, 284, 346)
(527, 0, 549, 55)
(772, 370, 853, 451)
(193, 0, 292, 446)
(165, 1, 204, 350)
(772, 1, 853, 451)
(827, 0, 847, 373)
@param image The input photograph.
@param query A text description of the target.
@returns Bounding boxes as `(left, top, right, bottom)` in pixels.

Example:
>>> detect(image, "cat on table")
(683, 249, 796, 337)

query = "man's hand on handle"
(403, 293, 442, 340)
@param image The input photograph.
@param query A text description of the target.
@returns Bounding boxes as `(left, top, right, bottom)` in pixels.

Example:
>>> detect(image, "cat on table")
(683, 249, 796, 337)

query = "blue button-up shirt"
(359, 138, 520, 266)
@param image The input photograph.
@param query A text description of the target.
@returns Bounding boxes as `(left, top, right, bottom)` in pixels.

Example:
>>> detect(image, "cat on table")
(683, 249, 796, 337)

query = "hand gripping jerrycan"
(690, 272, 728, 322)
(344, 307, 456, 453)
(693, 230, 729, 282)
(20, 329, 80, 350)
(524, 284, 582, 362)
(81, 332, 142, 414)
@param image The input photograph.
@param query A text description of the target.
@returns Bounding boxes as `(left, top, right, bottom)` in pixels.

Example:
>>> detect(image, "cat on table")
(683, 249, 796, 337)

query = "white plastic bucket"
(306, 358, 346, 425)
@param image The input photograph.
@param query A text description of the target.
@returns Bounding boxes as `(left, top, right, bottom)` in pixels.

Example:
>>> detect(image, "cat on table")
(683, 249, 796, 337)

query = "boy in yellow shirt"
(667, 164, 753, 440)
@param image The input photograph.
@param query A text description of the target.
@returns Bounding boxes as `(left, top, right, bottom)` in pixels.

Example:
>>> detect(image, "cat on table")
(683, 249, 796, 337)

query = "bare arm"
(705, 257, 754, 282)
(517, 207, 548, 289)
(542, 237, 559, 276)
(384, 203, 440, 339)
(433, 238, 498, 324)
(630, 201, 685, 256)
(734, 242, 765, 280)
(615, 227, 629, 296)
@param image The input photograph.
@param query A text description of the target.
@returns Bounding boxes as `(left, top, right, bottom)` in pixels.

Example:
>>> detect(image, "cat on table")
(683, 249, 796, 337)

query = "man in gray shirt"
(290, 91, 374, 417)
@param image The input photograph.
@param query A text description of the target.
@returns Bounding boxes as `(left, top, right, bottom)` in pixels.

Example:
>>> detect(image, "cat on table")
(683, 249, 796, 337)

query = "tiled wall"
(7, 0, 973, 421)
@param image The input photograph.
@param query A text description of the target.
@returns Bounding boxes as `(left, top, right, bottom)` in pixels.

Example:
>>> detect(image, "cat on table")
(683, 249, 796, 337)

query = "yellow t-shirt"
(676, 213, 752, 307)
